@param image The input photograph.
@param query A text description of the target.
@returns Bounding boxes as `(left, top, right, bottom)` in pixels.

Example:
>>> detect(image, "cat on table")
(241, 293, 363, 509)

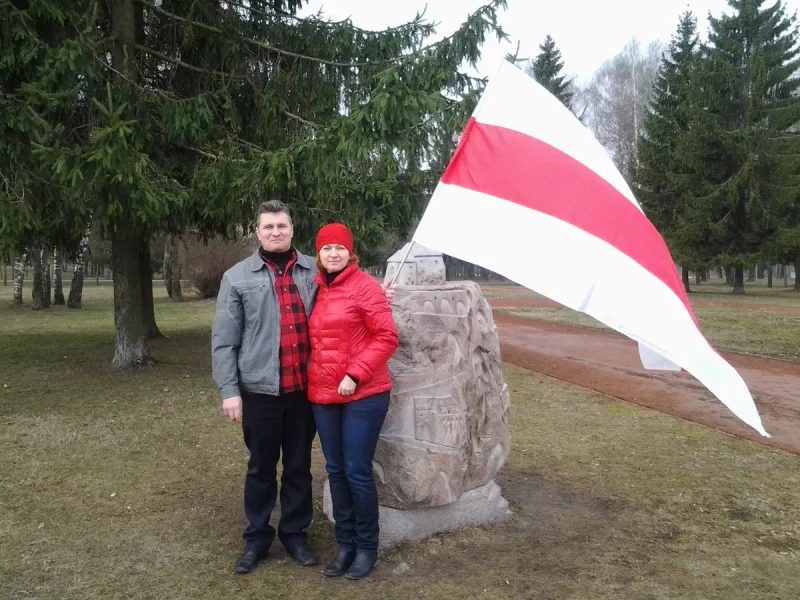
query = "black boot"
(324, 546, 356, 577)
(285, 542, 319, 567)
(345, 550, 378, 580)
(235, 548, 268, 574)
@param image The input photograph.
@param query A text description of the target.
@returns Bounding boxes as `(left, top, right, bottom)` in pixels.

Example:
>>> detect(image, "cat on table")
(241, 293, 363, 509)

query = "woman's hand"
(382, 281, 397, 303)
(338, 375, 357, 396)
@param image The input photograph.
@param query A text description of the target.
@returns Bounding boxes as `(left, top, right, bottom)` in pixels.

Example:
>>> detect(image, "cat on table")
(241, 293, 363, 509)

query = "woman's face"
(319, 244, 350, 273)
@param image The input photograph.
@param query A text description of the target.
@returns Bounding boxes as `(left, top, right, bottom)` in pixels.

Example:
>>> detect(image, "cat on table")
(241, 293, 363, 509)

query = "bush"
(183, 236, 253, 299)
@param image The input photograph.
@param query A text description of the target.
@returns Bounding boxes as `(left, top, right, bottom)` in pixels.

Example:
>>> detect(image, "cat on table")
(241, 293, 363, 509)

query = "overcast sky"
(299, 0, 757, 83)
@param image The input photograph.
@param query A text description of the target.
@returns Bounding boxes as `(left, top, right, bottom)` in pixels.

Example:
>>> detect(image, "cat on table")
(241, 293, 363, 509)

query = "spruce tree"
(635, 11, 701, 292)
(530, 35, 573, 109)
(0, 1, 89, 279)
(676, 0, 799, 294)
(1, 0, 508, 367)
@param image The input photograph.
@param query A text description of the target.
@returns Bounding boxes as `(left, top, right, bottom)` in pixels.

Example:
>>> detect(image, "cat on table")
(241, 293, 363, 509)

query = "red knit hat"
(315, 223, 354, 254)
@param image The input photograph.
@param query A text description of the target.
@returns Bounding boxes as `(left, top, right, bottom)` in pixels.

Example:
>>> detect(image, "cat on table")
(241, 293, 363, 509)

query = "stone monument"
(323, 245, 511, 549)
(383, 243, 446, 286)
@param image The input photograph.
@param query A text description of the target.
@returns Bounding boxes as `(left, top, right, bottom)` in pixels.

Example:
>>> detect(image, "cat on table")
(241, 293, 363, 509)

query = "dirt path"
(489, 297, 800, 315)
(493, 312, 800, 455)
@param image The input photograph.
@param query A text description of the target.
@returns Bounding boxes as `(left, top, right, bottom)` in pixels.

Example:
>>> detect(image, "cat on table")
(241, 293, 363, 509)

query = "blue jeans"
(312, 392, 390, 552)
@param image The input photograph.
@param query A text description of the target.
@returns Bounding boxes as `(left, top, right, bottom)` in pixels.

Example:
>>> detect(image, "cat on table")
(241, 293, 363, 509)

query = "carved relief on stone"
(375, 282, 511, 509)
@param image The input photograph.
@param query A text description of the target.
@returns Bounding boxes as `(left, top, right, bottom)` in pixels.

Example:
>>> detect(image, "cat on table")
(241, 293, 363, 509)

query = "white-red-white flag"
(412, 60, 769, 437)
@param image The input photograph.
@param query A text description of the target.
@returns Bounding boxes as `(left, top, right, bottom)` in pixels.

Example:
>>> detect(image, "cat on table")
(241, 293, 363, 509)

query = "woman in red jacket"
(308, 223, 399, 580)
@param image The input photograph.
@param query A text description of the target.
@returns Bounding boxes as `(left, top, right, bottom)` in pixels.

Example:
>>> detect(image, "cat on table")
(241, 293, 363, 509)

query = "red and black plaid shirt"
(261, 252, 310, 394)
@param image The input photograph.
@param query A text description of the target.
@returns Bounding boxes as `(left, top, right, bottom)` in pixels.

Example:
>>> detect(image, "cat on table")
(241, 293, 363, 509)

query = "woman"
(307, 223, 399, 580)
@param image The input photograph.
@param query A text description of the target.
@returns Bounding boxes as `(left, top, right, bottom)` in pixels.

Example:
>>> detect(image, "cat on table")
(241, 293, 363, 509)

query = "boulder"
(374, 282, 511, 509)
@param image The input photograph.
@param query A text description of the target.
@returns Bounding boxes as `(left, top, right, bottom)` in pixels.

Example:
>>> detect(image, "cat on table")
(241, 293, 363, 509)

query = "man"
(211, 200, 395, 574)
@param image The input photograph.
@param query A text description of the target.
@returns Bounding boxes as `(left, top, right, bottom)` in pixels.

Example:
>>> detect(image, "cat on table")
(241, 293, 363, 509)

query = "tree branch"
(178, 145, 249, 162)
(283, 110, 321, 129)
(0, 168, 25, 202)
(136, 44, 246, 80)
(136, 0, 393, 67)
(224, 0, 430, 36)
(134, 0, 499, 69)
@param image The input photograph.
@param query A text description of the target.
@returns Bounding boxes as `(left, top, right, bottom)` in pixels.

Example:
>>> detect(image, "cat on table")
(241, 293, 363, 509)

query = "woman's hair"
(316, 252, 359, 273)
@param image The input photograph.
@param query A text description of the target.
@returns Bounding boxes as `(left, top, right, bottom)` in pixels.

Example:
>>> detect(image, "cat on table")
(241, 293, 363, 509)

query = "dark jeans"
(241, 390, 316, 553)
(312, 392, 390, 552)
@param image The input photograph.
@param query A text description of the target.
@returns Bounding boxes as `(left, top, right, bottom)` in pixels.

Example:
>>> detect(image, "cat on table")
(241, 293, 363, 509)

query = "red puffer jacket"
(307, 264, 399, 404)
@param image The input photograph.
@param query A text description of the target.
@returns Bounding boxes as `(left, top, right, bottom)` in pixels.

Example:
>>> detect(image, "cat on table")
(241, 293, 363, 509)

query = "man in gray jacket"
(211, 200, 394, 574)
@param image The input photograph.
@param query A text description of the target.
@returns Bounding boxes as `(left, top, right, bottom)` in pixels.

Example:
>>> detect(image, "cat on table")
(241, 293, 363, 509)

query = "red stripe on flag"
(441, 118, 699, 327)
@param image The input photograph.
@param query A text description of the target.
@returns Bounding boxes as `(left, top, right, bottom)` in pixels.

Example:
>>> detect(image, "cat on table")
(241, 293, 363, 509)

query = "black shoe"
(323, 546, 356, 577)
(235, 548, 268, 574)
(345, 550, 378, 580)
(285, 542, 319, 567)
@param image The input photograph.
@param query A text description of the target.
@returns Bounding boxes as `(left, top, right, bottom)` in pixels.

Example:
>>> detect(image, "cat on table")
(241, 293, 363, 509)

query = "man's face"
(256, 211, 293, 252)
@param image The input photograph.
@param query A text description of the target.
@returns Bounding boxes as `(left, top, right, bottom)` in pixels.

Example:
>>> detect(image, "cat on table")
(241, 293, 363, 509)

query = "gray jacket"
(211, 249, 318, 399)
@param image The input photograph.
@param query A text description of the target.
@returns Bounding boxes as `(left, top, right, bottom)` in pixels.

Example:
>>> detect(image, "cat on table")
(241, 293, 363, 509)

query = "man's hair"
(257, 200, 292, 227)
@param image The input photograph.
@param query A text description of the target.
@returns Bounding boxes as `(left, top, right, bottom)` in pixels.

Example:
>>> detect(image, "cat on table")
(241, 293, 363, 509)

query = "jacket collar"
(248, 247, 313, 272)
(314, 262, 358, 287)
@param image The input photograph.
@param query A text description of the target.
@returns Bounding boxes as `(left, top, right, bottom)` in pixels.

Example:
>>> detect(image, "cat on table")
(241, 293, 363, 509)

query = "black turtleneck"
(259, 246, 294, 272)
(325, 268, 346, 286)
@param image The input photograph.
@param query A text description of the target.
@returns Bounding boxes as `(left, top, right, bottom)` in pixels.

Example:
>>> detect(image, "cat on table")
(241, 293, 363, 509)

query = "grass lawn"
(495, 305, 800, 361)
(688, 279, 800, 303)
(483, 279, 800, 307)
(483, 279, 800, 361)
(2, 285, 799, 599)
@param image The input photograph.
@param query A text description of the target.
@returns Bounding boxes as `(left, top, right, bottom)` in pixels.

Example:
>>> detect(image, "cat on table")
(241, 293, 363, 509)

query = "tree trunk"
(795, 255, 800, 292)
(68, 230, 89, 309)
(725, 267, 733, 286)
(13, 254, 26, 304)
(767, 266, 773, 288)
(31, 247, 45, 310)
(42, 249, 51, 308)
(682, 268, 691, 292)
(700, 271, 708, 282)
(53, 249, 65, 305)
(109, 0, 154, 366)
(785, 265, 790, 288)
(140, 234, 162, 339)
(732, 265, 746, 295)
(166, 235, 183, 302)
(96, 261, 100, 285)
(163, 238, 173, 299)
(2, 260, 7, 286)
(111, 219, 153, 368)
(746, 266, 756, 282)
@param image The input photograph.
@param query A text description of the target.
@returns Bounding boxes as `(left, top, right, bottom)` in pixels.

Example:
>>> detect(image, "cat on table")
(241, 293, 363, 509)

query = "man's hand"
(338, 375, 357, 396)
(382, 280, 398, 303)
(222, 396, 243, 422)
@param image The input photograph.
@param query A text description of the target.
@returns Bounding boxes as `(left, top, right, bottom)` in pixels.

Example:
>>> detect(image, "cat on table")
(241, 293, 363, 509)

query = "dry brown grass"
(1, 285, 798, 599)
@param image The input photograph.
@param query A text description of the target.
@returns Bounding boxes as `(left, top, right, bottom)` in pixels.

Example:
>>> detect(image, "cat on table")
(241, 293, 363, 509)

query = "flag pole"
(388, 241, 416, 287)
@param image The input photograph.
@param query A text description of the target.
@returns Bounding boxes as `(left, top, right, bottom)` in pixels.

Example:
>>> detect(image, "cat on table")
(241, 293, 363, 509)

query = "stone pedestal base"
(322, 479, 511, 550)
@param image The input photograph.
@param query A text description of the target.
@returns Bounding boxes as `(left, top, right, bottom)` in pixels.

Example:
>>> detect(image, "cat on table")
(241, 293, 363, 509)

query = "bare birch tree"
(13, 254, 26, 305)
(53, 249, 65, 305)
(68, 229, 90, 309)
(583, 38, 664, 182)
